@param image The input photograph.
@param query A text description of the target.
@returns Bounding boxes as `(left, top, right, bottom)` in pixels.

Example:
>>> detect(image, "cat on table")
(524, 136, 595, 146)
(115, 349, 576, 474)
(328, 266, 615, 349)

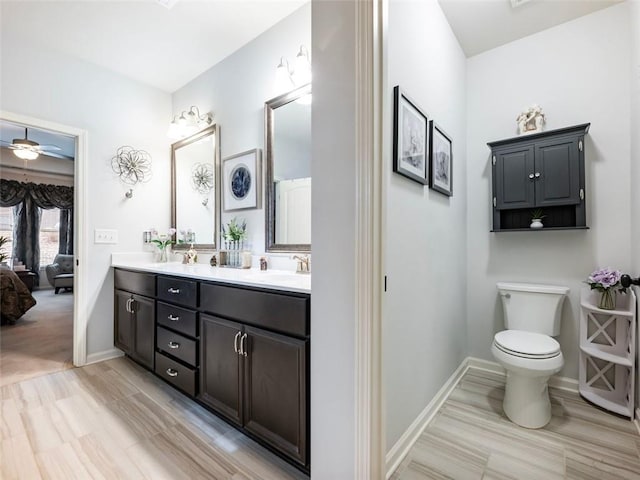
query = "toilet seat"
(494, 330, 560, 359)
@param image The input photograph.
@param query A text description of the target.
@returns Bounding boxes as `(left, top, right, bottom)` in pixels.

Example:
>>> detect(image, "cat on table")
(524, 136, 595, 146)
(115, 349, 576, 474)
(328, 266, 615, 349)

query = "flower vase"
(159, 248, 168, 263)
(598, 289, 616, 310)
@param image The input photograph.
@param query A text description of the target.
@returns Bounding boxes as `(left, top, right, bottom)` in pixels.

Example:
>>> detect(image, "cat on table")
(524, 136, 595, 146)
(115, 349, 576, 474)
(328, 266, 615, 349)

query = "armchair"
(45, 254, 74, 294)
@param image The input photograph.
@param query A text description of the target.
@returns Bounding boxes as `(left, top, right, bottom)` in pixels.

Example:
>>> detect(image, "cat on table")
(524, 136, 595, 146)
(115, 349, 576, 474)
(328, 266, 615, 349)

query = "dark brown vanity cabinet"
(113, 268, 310, 472)
(489, 123, 590, 231)
(199, 283, 309, 467)
(114, 270, 156, 369)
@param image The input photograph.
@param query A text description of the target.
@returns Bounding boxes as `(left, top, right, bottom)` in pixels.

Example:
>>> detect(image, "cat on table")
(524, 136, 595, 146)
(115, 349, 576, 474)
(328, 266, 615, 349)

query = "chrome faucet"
(292, 255, 310, 274)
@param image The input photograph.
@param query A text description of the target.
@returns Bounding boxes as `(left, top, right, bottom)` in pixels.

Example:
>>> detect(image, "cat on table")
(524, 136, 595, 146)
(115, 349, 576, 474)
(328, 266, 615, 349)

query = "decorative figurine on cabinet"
(516, 104, 546, 135)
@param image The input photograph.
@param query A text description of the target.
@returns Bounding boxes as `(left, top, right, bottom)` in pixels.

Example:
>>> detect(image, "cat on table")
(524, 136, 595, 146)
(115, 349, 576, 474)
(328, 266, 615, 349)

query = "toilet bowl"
(492, 282, 569, 429)
(491, 330, 563, 428)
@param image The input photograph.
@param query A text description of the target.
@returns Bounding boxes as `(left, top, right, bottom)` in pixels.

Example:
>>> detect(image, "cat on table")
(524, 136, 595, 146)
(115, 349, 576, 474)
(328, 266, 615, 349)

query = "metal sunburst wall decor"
(111, 146, 152, 198)
(191, 162, 214, 205)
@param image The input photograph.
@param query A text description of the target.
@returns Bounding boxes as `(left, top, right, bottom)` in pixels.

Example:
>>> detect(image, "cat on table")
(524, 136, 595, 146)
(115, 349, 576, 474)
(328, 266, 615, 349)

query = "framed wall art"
(223, 148, 261, 211)
(392, 86, 429, 185)
(429, 121, 453, 197)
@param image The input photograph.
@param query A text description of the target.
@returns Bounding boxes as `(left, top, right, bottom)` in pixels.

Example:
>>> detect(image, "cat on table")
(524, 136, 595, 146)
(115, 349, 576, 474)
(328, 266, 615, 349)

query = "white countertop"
(111, 253, 311, 294)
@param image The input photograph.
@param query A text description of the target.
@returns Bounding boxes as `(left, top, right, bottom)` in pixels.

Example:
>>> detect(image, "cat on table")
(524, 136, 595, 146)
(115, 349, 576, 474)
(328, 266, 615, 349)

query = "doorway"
(0, 111, 88, 382)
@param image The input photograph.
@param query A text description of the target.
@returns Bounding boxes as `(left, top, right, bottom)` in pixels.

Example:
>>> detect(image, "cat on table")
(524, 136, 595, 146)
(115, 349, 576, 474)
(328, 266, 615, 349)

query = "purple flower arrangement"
(585, 267, 626, 292)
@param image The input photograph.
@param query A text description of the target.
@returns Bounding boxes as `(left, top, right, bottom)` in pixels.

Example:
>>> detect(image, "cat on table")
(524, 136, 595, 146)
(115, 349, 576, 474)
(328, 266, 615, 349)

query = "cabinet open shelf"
(578, 288, 636, 419)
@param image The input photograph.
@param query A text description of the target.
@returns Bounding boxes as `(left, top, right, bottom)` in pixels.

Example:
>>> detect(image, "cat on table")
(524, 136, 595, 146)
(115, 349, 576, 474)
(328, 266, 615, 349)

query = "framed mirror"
(171, 124, 220, 250)
(265, 83, 312, 253)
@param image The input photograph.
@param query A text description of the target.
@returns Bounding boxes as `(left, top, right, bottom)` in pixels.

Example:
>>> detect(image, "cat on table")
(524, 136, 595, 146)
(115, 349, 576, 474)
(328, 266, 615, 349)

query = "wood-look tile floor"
(0, 357, 308, 480)
(391, 369, 640, 480)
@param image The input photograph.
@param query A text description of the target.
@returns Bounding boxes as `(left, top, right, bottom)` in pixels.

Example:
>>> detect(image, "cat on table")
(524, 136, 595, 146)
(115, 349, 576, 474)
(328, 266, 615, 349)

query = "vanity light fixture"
(274, 45, 311, 95)
(167, 106, 213, 140)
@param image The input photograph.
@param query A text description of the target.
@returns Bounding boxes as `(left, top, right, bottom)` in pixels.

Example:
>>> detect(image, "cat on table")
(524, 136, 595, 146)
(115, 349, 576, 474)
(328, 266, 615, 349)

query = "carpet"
(0, 288, 74, 386)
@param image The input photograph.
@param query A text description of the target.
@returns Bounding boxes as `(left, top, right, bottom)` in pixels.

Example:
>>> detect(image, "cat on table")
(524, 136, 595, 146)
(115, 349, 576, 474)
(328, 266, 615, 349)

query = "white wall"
(311, 0, 356, 477)
(0, 40, 172, 358)
(172, 4, 310, 256)
(466, 3, 632, 378)
(632, 1, 640, 279)
(384, 0, 468, 450)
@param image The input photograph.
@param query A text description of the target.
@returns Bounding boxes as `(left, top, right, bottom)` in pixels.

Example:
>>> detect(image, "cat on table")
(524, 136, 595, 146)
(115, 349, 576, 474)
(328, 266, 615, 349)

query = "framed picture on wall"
(223, 148, 261, 211)
(429, 121, 453, 197)
(392, 86, 429, 185)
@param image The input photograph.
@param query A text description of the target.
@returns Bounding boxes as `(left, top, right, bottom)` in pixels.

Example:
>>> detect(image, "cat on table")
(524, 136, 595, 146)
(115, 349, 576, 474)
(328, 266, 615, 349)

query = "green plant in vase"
(530, 208, 546, 229)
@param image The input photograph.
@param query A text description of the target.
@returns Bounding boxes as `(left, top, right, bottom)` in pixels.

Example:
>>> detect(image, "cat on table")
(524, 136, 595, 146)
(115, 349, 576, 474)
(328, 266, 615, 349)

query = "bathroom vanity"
(112, 259, 311, 472)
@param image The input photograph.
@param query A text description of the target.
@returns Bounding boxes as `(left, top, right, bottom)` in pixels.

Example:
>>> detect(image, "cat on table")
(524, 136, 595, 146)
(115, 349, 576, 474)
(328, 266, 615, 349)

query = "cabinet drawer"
(157, 302, 197, 337)
(157, 326, 197, 367)
(157, 276, 197, 308)
(200, 283, 309, 337)
(155, 352, 196, 396)
(114, 269, 155, 297)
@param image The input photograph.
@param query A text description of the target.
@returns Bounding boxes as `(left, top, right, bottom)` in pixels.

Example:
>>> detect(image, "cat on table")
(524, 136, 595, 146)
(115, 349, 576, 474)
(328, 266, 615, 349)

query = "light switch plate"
(95, 229, 118, 244)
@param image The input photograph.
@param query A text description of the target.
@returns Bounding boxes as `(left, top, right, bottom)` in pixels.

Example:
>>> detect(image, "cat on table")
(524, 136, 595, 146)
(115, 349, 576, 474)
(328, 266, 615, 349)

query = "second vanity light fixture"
(167, 106, 213, 140)
(275, 45, 311, 95)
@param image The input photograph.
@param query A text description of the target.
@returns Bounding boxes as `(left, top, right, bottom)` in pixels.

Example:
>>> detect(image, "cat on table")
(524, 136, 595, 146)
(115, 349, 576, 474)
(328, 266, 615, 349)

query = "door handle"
(168, 341, 180, 349)
(168, 314, 180, 322)
(233, 331, 241, 354)
(240, 333, 248, 357)
(167, 287, 180, 294)
(534, 172, 541, 178)
(528, 173, 534, 179)
(125, 298, 131, 313)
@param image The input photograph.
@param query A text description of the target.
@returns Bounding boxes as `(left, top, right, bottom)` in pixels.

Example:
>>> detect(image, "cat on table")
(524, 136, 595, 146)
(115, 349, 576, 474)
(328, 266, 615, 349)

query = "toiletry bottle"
(260, 257, 268, 271)
(210, 254, 217, 267)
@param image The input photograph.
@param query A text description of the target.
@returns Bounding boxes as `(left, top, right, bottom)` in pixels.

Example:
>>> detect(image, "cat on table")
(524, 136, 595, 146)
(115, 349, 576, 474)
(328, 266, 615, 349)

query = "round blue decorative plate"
(230, 164, 251, 200)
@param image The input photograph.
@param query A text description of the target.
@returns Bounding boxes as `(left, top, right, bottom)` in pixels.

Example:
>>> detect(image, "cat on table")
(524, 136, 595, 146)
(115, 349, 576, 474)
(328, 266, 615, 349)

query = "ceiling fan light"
(14, 148, 39, 160)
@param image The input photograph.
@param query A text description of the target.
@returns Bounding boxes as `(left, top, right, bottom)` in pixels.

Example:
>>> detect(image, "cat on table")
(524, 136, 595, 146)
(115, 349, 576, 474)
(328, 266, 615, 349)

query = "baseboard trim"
(85, 348, 124, 365)
(385, 356, 580, 478)
(385, 357, 471, 478)
(634, 409, 640, 434)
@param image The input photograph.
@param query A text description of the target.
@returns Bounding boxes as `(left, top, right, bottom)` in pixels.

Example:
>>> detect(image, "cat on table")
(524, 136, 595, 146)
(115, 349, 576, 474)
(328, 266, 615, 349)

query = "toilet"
(491, 282, 569, 429)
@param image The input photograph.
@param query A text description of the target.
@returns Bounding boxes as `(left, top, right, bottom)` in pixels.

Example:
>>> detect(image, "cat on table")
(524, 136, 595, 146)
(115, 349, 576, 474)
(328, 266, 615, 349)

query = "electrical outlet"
(94, 229, 118, 244)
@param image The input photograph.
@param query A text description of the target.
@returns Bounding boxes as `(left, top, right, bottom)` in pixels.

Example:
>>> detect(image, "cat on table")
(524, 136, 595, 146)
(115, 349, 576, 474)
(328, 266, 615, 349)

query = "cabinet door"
(534, 136, 581, 207)
(199, 315, 243, 426)
(114, 290, 132, 354)
(131, 294, 155, 369)
(494, 146, 535, 210)
(243, 326, 308, 465)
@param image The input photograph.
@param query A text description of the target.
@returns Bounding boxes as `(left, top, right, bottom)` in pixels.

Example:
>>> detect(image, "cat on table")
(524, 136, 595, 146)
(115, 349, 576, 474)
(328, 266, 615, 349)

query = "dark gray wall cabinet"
(489, 123, 590, 231)
(113, 268, 310, 473)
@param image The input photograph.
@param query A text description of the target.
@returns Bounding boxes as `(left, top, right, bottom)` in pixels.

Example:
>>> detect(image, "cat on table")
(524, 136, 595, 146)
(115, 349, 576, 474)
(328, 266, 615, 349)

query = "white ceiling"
(438, 0, 623, 57)
(0, 0, 307, 93)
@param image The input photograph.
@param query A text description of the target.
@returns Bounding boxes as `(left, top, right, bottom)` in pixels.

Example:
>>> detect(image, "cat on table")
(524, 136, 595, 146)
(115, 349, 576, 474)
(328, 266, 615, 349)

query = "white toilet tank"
(497, 282, 569, 336)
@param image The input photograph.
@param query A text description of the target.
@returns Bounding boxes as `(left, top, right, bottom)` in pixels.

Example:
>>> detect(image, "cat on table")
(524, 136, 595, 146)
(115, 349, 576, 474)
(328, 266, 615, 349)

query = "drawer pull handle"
(168, 314, 180, 321)
(168, 288, 181, 294)
(168, 341, 180, 349)
(166, 368, 178, 377)
(233, 331, 241, 353)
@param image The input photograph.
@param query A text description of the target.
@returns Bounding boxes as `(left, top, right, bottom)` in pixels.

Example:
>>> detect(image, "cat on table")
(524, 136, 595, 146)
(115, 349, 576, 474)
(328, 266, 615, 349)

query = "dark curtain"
(12, 198, 41, 281)
(0, 180, 74, 283)
(59, 208, 73, 254)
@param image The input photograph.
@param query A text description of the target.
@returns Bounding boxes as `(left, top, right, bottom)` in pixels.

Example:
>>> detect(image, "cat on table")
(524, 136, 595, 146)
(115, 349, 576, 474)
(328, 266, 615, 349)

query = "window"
(40, 208, 60, 266)
(0, 206, 14, 262)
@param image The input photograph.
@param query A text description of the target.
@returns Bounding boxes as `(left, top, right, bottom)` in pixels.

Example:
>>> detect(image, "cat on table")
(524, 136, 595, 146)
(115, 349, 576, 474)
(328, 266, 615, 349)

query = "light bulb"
(275, 57, 294, 94)
(13, 148, 39, 160)
(293, 46, 311, 86)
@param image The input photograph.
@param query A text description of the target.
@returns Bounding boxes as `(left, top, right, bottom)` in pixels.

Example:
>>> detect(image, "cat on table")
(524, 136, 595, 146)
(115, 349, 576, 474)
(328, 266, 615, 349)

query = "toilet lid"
(494, 330, 560, 359)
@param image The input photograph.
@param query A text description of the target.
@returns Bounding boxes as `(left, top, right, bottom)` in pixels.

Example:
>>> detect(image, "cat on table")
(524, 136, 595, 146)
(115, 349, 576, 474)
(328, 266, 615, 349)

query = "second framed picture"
(223, 148, 262, 211)
(429, 121, 453, 196)
(392, 86, 429, 185)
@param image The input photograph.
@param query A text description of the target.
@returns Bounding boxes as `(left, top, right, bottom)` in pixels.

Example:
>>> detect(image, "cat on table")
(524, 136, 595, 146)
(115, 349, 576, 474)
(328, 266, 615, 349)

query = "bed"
(1, 267, 37, 324)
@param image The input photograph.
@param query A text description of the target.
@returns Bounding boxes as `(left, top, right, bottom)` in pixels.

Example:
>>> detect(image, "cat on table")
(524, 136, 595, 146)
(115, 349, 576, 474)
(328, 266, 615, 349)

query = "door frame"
(1, 110, 88, 366)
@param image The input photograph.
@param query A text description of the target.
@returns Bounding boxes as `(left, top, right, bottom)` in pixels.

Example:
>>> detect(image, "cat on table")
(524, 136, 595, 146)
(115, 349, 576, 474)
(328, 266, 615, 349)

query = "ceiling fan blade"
(0, 140, 14, 146)
(40, 150, 74, 161)
(38, 144, 62, 151)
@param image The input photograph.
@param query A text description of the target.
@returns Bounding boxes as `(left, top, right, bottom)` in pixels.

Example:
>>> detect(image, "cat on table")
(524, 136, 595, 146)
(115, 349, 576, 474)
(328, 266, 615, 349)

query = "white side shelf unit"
(579, 288, 637, 418)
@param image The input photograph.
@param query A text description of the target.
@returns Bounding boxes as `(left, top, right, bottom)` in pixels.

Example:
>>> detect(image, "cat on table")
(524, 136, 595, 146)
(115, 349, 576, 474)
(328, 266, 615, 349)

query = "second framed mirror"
(265, 83, 312, 253)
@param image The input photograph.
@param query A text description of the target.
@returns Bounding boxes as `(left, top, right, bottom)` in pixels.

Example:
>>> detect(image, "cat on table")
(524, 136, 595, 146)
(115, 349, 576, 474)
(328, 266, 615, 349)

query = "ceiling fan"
(0, 127, 73, 161)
